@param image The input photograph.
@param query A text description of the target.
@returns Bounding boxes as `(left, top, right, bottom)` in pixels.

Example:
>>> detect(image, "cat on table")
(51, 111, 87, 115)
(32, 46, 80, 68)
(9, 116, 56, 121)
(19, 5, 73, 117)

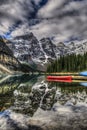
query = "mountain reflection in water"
(0, 74, 87, 116)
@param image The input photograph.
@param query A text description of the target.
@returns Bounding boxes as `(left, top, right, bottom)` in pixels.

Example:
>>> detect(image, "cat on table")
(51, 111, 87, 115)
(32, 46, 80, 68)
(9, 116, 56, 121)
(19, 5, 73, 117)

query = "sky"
(0, 0, 87, 43)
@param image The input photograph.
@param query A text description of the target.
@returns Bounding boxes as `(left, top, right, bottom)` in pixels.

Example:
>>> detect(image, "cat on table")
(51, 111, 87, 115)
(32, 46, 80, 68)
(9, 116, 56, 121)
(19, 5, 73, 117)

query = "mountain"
(7, 33, 60, 71)
(0, 36, 13, 56)
(0, 36, 44, 73)
(9, 33, 87, 61)
(0, 36, 21, 74)
(11, 33, 45, 63)
(5, 32, 87, 71)
(67, 42, 87, 55)
(8, 33, 60, 64)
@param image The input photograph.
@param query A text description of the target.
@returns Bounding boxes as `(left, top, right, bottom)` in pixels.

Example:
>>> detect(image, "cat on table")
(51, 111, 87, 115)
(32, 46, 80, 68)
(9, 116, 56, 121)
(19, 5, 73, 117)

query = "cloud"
(30, 0, 87, 43)
(0, 0, 38, 35)
(37, 0, 67, 18)
(0, 0, 87, 43)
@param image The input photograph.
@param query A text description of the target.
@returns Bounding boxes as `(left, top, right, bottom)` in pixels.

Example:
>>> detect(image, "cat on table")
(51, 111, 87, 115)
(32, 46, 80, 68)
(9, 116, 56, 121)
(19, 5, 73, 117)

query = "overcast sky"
(0, 0, 87, 43)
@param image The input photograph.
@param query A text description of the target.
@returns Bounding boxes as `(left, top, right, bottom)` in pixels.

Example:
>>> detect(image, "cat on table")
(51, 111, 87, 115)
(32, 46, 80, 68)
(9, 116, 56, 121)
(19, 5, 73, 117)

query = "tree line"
(47, 53, 87, 73)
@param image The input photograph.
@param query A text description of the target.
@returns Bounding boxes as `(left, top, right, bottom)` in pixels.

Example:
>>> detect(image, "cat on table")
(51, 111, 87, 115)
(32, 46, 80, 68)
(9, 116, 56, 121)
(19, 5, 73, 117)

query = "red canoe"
(47, 76, 72, 83)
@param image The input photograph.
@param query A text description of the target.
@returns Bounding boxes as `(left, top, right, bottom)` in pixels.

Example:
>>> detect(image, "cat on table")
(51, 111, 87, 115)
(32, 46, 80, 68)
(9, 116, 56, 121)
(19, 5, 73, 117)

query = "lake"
(0, 74, 87, 130)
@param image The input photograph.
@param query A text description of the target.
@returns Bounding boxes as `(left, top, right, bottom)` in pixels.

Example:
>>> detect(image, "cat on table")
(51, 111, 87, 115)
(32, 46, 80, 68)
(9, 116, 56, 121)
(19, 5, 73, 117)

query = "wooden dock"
(49, 72, 79, 75)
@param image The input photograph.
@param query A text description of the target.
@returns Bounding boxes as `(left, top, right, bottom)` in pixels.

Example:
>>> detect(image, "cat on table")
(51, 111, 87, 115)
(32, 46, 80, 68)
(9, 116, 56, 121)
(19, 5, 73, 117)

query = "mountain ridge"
(9, 33, 87, 62)
(1, 32, 87, 72)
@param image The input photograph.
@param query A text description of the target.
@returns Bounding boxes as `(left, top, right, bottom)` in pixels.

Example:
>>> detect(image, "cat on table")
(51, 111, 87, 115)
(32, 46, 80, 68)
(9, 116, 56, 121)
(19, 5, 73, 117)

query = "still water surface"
(0, 74, 87, 116)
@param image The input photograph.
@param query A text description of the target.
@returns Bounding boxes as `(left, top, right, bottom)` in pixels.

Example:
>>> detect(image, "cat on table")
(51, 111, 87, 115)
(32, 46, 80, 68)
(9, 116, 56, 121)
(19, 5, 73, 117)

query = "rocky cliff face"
(8, 33, 60, 64)
(0, 36, 13, 56)
(0, 37, 20, 73)
(67, 41, 87, 55)
(40, 38, 60, 63)
(11, 33, 45, 64)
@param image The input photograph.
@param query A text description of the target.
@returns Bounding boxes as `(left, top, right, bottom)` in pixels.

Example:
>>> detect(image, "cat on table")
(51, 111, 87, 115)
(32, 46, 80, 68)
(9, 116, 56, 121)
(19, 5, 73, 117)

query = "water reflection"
(0, 74, 87, 117)
(0, 74, 39, 116)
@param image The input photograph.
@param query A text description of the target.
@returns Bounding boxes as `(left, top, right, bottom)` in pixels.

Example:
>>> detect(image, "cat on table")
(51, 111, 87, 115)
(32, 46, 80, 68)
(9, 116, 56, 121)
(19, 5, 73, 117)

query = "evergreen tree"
(47, 53, 87, 73)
